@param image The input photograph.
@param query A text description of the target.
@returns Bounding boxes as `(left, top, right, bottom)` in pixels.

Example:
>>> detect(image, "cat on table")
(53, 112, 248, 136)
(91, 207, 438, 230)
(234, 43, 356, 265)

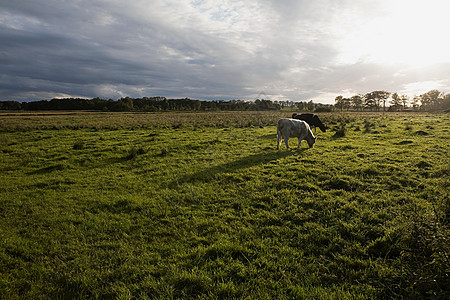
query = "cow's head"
(313, 116, 326, 132)
(307, 136, 317, 148)
(319, 123, 326, 132)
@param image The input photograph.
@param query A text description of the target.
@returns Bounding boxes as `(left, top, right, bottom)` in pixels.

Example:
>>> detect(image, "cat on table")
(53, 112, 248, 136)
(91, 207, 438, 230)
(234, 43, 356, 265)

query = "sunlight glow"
(337, 0, 450, 68)
(402, 80, 446, 96)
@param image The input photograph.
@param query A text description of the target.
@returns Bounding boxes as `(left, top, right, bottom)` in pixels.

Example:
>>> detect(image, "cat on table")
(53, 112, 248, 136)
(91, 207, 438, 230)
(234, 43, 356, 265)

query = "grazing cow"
(292, 113, 326, 132)
(277, 118, 316, 150)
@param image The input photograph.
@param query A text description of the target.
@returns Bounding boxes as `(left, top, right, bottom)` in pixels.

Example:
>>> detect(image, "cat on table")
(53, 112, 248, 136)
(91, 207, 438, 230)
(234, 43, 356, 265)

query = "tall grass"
(0, 111, 287, 132)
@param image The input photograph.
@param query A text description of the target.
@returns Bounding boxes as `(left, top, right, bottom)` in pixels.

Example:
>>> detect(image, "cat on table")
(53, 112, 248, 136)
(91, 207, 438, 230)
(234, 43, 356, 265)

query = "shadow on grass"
(28, 155, 136, 175)
(261, 133, 278, 140)
(170, 148, 307, 187)
(28, 163, 68, 175)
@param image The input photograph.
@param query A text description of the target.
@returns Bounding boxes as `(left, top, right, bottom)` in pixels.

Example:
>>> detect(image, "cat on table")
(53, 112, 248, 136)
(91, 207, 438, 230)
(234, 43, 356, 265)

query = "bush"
(333, 123, 346, 137)
(315, 106, 333, 112)
(73, 140, 85, 150)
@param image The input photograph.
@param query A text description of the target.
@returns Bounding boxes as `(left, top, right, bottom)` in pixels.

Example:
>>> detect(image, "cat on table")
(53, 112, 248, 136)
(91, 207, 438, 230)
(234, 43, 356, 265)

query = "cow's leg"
(284, 136, 290, 149)
(277, 132, 282, 150)
(297, 138, 302, 148)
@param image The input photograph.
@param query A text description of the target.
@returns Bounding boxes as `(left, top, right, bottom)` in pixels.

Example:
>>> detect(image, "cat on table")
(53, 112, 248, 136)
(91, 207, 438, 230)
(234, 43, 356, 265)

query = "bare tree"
(401, 95, 409, 110)
(411, 95, 420, 111)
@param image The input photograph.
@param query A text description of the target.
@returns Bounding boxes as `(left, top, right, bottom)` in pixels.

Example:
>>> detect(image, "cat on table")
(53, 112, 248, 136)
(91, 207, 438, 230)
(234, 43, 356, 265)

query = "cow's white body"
(277, 118, 316, 150)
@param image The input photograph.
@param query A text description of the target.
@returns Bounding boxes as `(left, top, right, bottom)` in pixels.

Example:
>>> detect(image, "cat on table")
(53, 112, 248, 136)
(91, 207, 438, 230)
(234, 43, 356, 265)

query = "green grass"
(0, 112, 449, 299)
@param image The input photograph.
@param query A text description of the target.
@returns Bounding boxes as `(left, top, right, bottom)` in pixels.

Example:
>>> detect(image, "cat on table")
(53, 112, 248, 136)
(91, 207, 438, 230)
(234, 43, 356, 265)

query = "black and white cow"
(292, 113, 326, 132)
(277, 118, 316, 150)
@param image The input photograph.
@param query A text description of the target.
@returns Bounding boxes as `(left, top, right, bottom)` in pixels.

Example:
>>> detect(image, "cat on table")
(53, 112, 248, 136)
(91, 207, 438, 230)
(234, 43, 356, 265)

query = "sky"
(1, 0, 449, 104)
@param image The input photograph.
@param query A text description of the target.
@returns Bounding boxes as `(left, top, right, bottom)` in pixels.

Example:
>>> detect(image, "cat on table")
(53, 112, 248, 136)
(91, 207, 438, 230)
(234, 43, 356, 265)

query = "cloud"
(1, 0, 449, 103)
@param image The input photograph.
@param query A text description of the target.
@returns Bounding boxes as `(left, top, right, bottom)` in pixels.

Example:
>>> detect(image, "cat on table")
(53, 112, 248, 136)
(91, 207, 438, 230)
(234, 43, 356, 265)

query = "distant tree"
(335, 95, 344, 111)
(342, 98, 351, 111)
(254, 99, 279, 110)
(0, 101, 22, 110)
(281, 100, 295, 108)
(161, 98, 169, 110)
(314, 103, 333, 112)
(91, 97, 110, 110)
(2, 97, 325, 112)
(443, 93, 450, 111)
(118, 97, 134, 111)
(295, 101, 307, 111)
(206, 101, 217, 111)
(363, 92, 376, 111)
(365, 91, 390, 111)
(379, 91, 390, 112)
(411, 95, 420, 111)
(401, 94, 409, 110)
(25, 100, 52, 110)
(350, 95, 363, 111)
(390, 93, 402, 111)
(420, 90, 442, 111)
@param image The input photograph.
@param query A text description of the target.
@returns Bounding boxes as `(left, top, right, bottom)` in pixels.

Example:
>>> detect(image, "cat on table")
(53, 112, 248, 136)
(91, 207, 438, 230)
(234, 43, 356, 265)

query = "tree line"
(0, 97, 332, 112)
(0, 89, 448, 112)
(335, 90, 450, 112)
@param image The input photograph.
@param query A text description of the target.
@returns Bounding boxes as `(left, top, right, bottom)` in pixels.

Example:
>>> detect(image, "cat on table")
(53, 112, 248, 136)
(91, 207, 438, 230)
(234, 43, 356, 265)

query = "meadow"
(0, 111, 449, 299)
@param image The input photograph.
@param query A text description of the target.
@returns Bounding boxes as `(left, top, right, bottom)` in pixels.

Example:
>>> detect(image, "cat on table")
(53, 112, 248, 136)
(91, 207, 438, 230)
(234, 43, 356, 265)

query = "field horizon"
(1, 111, 448, 299)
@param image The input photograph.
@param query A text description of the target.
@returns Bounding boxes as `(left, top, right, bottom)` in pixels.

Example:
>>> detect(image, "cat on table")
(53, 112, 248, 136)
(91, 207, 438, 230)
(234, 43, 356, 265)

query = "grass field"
(0, 111, 449, 299)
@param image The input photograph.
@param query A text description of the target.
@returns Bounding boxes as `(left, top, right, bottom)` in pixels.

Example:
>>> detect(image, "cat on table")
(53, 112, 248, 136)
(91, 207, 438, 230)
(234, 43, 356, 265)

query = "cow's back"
(292, 113, 314, 123)
(278, 118, 308, 137)
(292, 113, 326, 132)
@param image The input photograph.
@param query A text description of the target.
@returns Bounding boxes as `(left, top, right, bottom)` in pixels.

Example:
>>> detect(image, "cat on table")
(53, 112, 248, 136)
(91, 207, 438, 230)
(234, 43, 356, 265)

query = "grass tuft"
(72, 140, 85, 150)
(126, 146, 147, 159)
(415, 130, 429, 136)
(0, 134, 14, 146)
(160, 146, 170, 156)
(332, 123, 347, 137)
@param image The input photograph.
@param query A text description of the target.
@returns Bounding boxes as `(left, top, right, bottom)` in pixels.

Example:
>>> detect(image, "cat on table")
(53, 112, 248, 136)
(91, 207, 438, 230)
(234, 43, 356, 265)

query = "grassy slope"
(0, 112, 449, 299)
